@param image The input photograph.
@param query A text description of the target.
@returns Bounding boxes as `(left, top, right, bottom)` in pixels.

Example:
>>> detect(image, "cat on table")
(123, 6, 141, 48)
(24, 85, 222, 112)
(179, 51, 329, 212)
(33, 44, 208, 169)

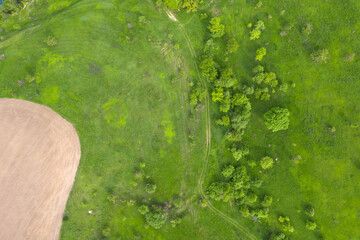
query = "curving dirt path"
(163, 8, 258, 240)
(0, 98, 81, 240)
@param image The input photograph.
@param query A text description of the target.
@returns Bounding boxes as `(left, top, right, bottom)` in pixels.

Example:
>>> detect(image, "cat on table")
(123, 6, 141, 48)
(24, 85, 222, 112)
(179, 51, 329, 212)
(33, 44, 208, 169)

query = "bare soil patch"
(0, 98, 81, 240)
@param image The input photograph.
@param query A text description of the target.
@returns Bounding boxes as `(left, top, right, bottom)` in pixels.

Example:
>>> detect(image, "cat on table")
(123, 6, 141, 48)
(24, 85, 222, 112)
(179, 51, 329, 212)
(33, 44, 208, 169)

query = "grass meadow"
(0, 0, 359, 239)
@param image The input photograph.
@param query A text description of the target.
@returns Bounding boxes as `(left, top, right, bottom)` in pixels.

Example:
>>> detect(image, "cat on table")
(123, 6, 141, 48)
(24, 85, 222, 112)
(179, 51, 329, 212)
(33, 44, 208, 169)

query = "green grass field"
(0, 0, 359, 239)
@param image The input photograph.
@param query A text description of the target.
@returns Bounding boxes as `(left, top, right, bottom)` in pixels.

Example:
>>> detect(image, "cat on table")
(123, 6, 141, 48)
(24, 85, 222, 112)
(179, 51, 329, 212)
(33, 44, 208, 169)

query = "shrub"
(227, 38, 239, 54)
(260, 156, 274, 169)
(208, 17, 225, 38)
(264, 107, 290, 132)
(164, 0, 182, 9)
(305, 205, 315, 217)
(145, 183, 157, 194)
(255, 47, 267, 61)
(231, 147, 250, 161)
(45, 36, 57, 46)
(261, 195, 273, 207)
(250, 29, 261, 40)
(310, 49, 330, 63)
(145, 205, 167, 229)
(222, 165, 235, 178)
(270, 232, 287, 240)
(279, 83, 288, 92)
(302, 23, 313, 36)
(306, 220, 317, 231)
(278, 216, 294, 232)
(138, 205, 149, 215)
(344, 53, 355, 62)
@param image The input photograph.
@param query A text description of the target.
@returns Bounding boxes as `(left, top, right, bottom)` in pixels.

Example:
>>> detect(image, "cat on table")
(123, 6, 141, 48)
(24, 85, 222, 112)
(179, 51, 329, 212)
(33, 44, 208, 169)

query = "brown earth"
(0, 98, 81, 240)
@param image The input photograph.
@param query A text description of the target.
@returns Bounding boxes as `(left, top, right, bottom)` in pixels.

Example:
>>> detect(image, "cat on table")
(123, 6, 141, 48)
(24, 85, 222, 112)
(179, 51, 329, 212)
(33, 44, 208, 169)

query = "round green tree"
(264, 107, 290, 132)
(260, 156, 274, 169)
(306, 220, 317, 231)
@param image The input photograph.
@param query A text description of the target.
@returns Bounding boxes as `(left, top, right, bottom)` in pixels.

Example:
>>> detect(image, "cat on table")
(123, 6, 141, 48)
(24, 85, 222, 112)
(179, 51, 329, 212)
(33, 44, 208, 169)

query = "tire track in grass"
(163, 8, 258, 240)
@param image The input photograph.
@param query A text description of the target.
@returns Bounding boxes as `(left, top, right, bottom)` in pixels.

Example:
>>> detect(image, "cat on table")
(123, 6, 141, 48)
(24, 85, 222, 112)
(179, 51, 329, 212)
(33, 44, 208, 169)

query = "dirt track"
(0, 98, 81, 240)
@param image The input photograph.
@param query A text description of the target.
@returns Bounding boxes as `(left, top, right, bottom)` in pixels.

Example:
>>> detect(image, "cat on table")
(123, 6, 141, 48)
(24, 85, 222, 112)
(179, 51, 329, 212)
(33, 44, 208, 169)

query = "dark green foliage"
(145, 183, 157, 194)
(252, 65, 264, 74)
(270, 232, 287, 240)
(261, 195, 273, 207)
(264, 107, 290, 132)
(305, 205, 315, 217)
(227, 38, 239, 54)
(253, 72, 265, 84)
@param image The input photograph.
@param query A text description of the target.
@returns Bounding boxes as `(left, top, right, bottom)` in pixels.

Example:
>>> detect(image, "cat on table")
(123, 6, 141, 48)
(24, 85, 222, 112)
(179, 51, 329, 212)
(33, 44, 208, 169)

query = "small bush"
(310, 49, 330, 63)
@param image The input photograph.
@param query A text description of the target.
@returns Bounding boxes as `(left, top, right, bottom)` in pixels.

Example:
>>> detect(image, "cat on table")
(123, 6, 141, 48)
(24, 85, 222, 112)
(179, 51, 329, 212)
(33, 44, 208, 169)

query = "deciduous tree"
(264, 107, 290, 132)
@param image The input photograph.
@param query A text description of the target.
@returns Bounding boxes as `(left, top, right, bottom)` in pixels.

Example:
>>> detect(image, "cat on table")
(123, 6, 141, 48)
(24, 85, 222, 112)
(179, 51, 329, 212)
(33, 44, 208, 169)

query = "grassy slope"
(0, 0, 359, 239)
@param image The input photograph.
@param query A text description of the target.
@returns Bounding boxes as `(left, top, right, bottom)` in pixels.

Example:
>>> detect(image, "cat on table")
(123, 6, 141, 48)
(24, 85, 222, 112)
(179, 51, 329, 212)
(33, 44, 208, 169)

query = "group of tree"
(163, 0, 203, 12)
(251, 63, 283, 101)
(138, 197, 186, 229)
(138, 205, 167, 229)
(207, 164, 273, 222)
(304, 205, 317, 231)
